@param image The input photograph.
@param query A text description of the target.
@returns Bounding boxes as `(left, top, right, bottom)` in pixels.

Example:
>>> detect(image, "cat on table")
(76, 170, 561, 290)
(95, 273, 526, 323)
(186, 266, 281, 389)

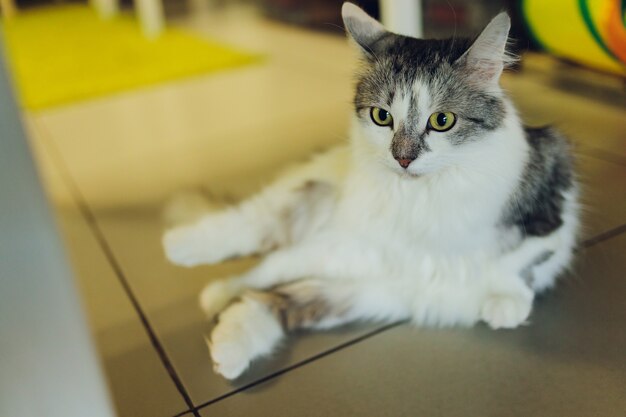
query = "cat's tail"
(208, 279, 410, 379)
(162, 189, 221, 228)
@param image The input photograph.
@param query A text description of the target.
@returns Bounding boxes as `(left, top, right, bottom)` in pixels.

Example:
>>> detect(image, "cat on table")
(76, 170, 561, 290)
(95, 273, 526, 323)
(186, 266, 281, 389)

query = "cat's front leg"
(198, 237, 369, 318)
(198, 232, 386, 318)
(196, 243, 329, 319)
(162, 212, 257, 267)
(163, 147, 346, 268)
(481, 276, 534, 329)
(163, 182, 337, 268)
(162, 192, 312, 267)
(196, 244, 321, 318)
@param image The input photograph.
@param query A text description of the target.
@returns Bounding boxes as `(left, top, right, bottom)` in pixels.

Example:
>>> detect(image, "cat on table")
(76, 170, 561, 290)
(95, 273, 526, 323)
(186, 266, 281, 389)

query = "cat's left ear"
(456, 12, 512, 85)
(341, 2, 388, 58)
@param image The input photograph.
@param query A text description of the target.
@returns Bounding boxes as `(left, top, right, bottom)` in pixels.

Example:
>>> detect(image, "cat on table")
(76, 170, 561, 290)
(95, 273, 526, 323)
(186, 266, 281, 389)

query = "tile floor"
(22, 6, 626, 417)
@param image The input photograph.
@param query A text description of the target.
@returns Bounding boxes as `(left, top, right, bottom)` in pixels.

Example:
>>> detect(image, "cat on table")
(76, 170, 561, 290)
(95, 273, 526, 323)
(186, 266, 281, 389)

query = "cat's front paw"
(209, 297, 284, 379)
(164, 222, 235, 267)
(209, 331, 252, 380)
(481, 294, 532, 329)
(162, 225, 210, 267)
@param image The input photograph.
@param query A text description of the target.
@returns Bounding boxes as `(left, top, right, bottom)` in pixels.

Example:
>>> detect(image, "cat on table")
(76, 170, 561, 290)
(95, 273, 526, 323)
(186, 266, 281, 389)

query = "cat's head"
(342, 2, 516, 177)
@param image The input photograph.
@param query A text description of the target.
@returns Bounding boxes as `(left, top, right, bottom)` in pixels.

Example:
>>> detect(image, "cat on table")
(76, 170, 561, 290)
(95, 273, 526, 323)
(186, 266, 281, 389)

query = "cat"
(162, 2, 580, 380)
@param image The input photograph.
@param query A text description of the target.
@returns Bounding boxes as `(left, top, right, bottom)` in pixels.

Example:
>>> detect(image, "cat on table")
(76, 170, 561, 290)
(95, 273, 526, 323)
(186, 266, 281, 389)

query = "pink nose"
(395, 158, 414, 169)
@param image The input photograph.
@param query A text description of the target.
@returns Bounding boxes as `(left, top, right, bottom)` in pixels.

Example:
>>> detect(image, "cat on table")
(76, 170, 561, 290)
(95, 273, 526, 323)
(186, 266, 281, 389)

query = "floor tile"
(577, 154, 626, 239)
(503, 62, 626, 161)
(28, 121, 189, 417)
(34, 62, 352, 208)
(199, 233, 626, 417)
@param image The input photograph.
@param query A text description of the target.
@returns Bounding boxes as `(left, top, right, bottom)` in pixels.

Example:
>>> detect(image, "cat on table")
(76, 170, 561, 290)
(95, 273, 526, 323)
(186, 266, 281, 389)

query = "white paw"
(162, 225, 205, 267)
(162, 224, 228, 267)
(209, 334, 252, 380)
(208, 297, 284, 379)
(481, 294, 532, 329)
(199, 280, 240, 319)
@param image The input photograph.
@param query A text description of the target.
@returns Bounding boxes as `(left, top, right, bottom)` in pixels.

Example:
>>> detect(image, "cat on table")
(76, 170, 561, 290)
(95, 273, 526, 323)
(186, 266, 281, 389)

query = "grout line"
(194, 322, 401, 412)
(172, 410, 195, 417)
(582, 223, 626, 248)
(36, 123, 202, 417)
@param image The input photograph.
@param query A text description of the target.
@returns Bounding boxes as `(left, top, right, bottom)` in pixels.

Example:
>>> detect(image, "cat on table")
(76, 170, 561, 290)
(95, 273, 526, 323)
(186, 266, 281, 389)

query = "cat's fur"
(163, 3, 579, 379)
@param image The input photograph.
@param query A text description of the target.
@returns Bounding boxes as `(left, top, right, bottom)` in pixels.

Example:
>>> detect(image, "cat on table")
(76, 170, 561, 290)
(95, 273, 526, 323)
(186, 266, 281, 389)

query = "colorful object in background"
(0, 5, 260, 110)
(522, 0, 626, 76)
(606, 0, 626, 63)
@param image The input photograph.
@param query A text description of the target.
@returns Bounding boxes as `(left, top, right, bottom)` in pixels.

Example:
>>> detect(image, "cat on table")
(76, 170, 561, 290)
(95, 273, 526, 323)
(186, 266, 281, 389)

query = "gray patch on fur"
(283, 180, 335, 244)
(247, 280, 349, 331)
(502, 127, 574, 237)
(520, 250, 555, 285)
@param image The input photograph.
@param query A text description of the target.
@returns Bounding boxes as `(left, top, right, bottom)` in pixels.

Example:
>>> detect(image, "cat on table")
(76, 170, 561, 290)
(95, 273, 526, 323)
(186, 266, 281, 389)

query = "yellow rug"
(1, 5, 260, 110)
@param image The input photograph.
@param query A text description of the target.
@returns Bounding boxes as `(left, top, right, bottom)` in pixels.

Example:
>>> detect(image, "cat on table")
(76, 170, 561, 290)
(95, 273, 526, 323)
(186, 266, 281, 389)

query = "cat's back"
(502, 125, 577, 238)
(523, 125, 575, 198)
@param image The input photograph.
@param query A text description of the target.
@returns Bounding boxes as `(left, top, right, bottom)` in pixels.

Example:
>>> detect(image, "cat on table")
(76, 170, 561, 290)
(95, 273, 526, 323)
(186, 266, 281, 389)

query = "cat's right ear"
(455, 13, 513, 86)
(341, 2, 387, 57)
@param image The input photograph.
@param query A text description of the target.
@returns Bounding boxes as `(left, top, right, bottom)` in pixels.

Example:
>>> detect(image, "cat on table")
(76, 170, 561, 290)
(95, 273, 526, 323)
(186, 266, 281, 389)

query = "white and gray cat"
(163, 3, 580, 379)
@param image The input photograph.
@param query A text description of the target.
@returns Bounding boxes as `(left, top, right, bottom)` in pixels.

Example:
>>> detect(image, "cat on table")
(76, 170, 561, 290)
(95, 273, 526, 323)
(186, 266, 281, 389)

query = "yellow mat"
(1, 5, 260, 110)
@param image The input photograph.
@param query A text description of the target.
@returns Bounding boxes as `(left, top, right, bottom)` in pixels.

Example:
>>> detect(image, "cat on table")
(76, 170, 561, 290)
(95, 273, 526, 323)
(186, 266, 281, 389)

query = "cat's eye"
(428, 112, 456, 132)
(370, 107, 393, 127)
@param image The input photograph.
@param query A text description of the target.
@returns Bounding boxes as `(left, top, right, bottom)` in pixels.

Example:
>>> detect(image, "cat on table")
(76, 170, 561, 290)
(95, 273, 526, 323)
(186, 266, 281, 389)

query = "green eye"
(428, 112, 456, 132)
(370, 107, 393, 127)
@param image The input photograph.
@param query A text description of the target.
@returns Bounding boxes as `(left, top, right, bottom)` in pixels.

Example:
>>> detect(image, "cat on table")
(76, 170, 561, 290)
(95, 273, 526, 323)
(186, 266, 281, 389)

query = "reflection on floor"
(24, 5, 626, 417)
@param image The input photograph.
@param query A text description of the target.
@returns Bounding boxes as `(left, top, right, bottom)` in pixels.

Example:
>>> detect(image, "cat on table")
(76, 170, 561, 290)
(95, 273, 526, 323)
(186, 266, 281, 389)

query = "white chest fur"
(334, 122, 530, 259)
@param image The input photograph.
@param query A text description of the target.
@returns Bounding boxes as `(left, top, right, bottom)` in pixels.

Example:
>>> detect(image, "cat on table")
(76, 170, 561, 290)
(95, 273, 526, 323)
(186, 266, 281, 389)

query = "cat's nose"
(395, 157, 414, 169)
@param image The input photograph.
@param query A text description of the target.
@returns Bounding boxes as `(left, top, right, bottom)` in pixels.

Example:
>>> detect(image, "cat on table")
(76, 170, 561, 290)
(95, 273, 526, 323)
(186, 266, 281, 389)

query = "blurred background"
(1, 1, 625, 417)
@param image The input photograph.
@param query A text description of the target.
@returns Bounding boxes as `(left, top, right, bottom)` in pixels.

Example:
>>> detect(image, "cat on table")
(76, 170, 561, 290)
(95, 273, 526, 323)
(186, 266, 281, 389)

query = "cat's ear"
(456, 12, 512, 85)
(341, 2, 387, 57)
